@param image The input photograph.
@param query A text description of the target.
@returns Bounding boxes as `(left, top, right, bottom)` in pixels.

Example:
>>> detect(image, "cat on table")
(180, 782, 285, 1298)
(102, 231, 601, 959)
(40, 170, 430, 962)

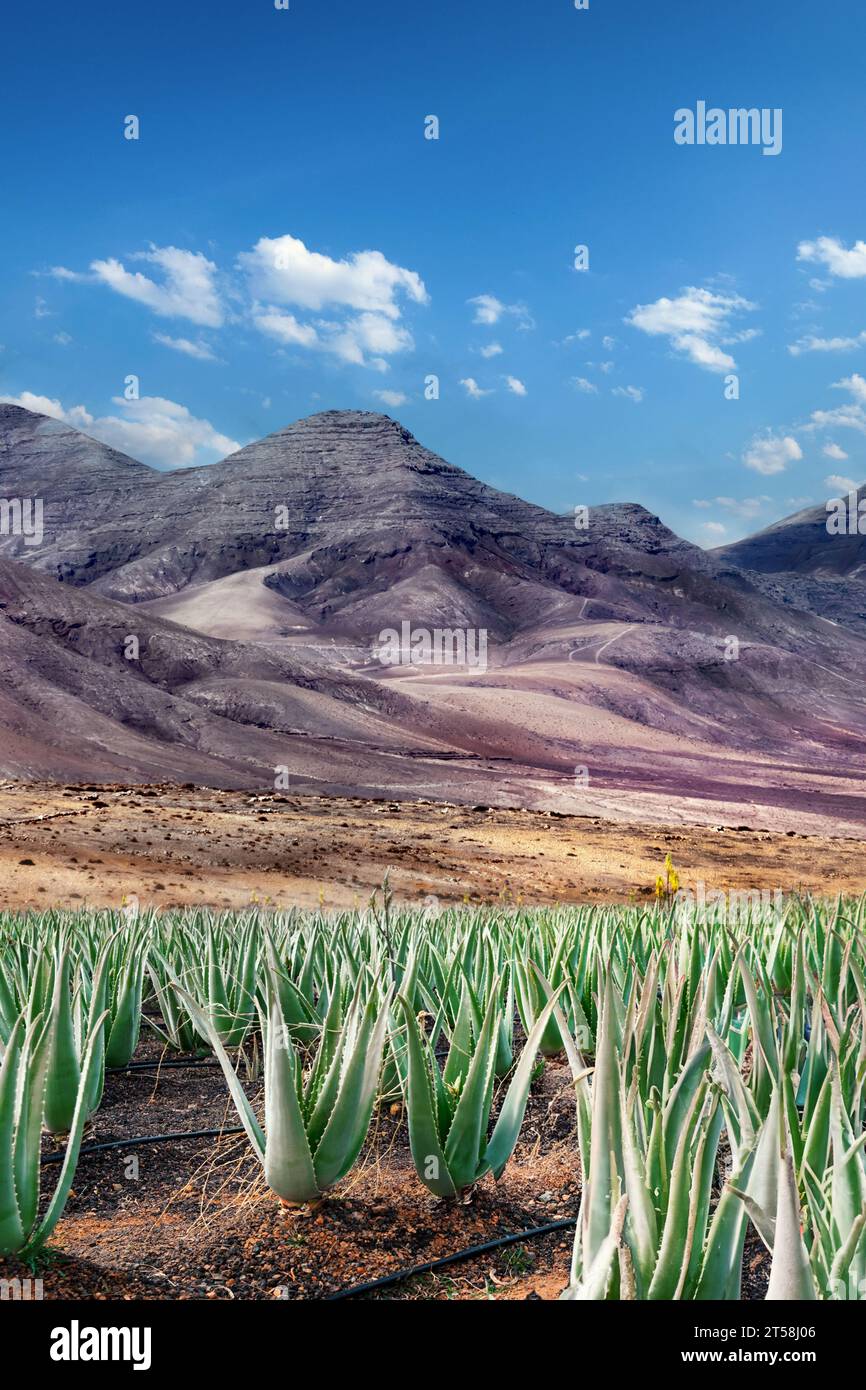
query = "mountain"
(1, 404, 866, 833)
(714, 485, 866, 634)
(0, 405, 713, 619)
(0, 404, 153, 576)
(0, 556, 479, 792)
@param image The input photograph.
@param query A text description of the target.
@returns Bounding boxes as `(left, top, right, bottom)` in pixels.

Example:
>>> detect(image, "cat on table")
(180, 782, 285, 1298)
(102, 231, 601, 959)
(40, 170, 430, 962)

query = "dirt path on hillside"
(0, 781, 863, 911)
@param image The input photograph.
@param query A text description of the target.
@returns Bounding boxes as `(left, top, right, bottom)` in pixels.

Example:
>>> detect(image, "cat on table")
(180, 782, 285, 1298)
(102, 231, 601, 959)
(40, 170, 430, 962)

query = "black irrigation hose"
(41, 1125, 247, 1166)
(106, 1058, 222, 1074)
(324, 1217, 576, 1301)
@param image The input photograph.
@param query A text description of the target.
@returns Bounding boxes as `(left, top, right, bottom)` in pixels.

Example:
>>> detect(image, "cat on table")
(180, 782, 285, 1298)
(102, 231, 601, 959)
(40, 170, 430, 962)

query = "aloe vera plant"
(102, 926, 148, 1068)
(0, 1007, 107, 1256)
(175, 955, 391, 1203)
(397, 976, 562, 1197)
(558, 969, 728, 1301)
(148, 916, 260, 1052)
(22, 942, 112, 1136)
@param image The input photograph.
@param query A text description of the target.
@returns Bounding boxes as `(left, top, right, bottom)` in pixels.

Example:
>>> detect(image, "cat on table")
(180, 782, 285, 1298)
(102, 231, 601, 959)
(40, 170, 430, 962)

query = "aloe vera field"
(2, 887, 865, 1306)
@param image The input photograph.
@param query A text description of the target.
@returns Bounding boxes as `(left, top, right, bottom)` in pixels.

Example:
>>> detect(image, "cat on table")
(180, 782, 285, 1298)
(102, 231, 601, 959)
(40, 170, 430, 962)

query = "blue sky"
(2, 0, 865, 544)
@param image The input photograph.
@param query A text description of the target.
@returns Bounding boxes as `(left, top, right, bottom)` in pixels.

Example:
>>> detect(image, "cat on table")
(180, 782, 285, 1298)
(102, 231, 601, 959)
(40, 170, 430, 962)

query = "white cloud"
(573, 377, 598, 394)
(467, 294, 533, 329)
(93, 396, 240, 467)
(612, 385, 644, 403)
(45, 265, 90, 282)
(251, 304, 408, 371)
(52, 332, 72, 347)
(797, 236, 866, 280)
(683, 339, 739, 372)
(355, 317, 414, 358)
(803, 374, 866, 436)
(0, 392, 93, 429)
(834, 372, 866, 404)
(479, 342, 503, 358)
(692, 499, 712, 508)
(240, 235, 426, 369)
(121, 400, 237, 466)
(504, 375, 527, 396)
(0, 391, 240, 469)
(808, 405, 866, 434)
(823, 442, 849, 460)
(678, 337, 737, 371)
(626, 286, 756, 373)
(373, 389, 409, 407)
(44, 233, 428, 374)
(722, 328, 761, 345)
(824, 473, 859, 493)
(90, 246, 223, 327)
(251, 307, 319, 348)
(561, 329, 591, 345)
(468, 294, 503, 325)
(702, 521, 727, 536)
(602, 335, 617, 351)
(152, 332, 218, 361)
(329, 311, 413, 367)
(788, 331, 866, 356)
(712, 495, 771, 520)
(743, 431, 802, 475)
(460, 377, 493, 399)
(240, 234, 427, 316)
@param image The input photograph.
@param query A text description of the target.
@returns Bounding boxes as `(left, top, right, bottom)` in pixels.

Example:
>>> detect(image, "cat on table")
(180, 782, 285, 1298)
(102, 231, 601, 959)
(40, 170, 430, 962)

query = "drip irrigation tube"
(41, 1126, 247, 1166)
(106, 1058, 221, 1074)
(324, 1218, 576, 1301)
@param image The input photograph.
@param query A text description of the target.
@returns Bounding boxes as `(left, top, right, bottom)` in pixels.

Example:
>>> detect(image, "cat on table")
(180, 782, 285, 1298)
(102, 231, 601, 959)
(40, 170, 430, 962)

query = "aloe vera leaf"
(313, 987, 391, 1190)
(42, 950, 80, 1136)
(765, 1149, 817, 1301)
(30, 1010, 109, 1254)
(486, 985, 563, 1180)
(443, 988, 501, 1189)
(398, 996, 457, 1198)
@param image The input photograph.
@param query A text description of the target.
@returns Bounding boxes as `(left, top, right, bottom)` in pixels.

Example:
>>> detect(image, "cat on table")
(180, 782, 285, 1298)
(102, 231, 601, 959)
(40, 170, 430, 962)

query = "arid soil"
(1, 781, 865, 912)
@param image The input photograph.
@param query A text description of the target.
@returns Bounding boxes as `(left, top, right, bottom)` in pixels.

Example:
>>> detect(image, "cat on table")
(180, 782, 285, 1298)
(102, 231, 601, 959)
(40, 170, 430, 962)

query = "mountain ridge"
(715, 482, 866, 634)
(1, 404, 865, 831)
